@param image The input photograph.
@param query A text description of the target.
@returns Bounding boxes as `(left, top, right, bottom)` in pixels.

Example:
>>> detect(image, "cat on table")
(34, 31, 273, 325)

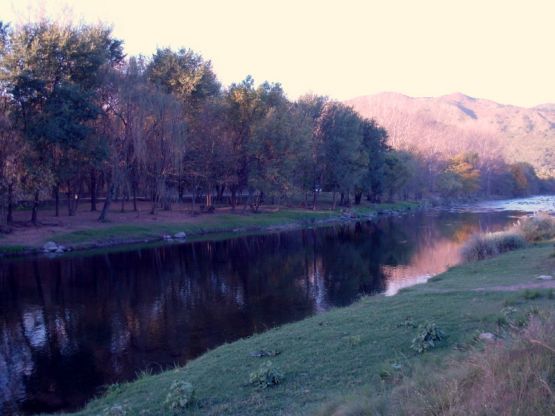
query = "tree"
(383, 151, 412, 201)
(316, 102, 368, 208)
(359, 118, 388, 203)
(0, 20, 123, 223)
(98, 57, 186, 220)
(438, 152, 481, 198)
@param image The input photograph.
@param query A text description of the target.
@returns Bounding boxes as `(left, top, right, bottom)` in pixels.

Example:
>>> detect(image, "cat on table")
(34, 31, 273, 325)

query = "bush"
(516, 212, 555, 242)
(410, 322, 446, 353)
(249, 360, 284, 389)
(392, 315, 555, 415)
(164, 380, 195, 413)
(461, 231, 527, 262)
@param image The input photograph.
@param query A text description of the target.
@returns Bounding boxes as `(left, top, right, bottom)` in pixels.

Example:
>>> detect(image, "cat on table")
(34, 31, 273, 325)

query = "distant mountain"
(345, 92, 555, 177)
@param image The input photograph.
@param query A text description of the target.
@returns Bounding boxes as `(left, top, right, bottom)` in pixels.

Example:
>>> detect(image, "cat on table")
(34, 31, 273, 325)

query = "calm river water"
(1, 197, 553, 415)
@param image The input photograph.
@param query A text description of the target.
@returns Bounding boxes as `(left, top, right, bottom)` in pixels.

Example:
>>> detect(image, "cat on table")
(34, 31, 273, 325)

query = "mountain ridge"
(345, 92, 555, 177)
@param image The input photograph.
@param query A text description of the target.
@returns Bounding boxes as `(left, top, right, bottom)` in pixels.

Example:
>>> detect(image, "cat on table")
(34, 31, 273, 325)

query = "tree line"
(0, 20, 550, 228)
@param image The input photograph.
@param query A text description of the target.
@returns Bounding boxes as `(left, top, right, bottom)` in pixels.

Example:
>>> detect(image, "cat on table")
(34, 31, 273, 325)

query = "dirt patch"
(0, 202, 240, 246)
(474, 281, 555, 292)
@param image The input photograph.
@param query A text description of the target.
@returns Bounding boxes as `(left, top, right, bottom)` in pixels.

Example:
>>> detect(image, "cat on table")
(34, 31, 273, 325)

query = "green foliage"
(249, 360, 284, 389)
(382, 150, 412, 201)
(523, 290, 542, 300)
(164, 380, 195, 413)
(410, 322, 446, 353)
(345, 335, 362, 347)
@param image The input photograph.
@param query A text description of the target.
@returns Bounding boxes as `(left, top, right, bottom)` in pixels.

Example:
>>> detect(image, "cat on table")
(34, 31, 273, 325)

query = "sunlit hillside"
(347, 92, 555, 177)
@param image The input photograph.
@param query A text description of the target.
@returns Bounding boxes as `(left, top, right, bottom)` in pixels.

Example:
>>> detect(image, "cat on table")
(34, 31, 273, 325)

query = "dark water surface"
(0, 210, 522, 415)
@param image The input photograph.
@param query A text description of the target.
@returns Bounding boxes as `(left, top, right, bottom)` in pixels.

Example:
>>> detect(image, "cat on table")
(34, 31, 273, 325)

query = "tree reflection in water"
(0, 211, 514, 415)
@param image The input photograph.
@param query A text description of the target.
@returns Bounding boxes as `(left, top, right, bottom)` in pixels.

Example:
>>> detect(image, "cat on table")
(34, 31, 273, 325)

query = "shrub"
(392, 315, 555, 415)
(164, 380, 195, 413)
(410, 322, 446, 353)
(461, 231, 527, 262)
(516, 212, 555, 242)
(249, 360, 284, 389)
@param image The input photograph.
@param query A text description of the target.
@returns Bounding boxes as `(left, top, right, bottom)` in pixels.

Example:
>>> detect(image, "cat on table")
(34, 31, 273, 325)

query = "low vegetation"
(517, 212, 555, 242)
(67, 241, 555, 416)
(319, 315, 555, 416)
(461, 230, 527, 262)
(461, 212, 555, 262)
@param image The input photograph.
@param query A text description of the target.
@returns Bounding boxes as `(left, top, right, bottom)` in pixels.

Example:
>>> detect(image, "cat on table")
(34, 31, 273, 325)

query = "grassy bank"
(0, 202, 418, 257)
(66, 240, 555, 416)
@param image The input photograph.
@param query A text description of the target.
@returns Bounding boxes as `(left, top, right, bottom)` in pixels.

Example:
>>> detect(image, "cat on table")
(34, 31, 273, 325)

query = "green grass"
(66, 241, 555, 416)
(0, 244, 28, 255)
(49, 203, 419, 246)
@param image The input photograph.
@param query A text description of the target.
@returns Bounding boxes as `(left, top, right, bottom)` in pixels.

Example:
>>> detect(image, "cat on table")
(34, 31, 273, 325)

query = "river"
(1, 196, 554, 415)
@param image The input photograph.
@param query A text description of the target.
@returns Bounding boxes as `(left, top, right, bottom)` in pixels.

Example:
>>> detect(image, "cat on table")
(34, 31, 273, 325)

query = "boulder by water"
(536, 275, 553, 280)
(42, 241, 68, 253)
(478, 332, 496, 342)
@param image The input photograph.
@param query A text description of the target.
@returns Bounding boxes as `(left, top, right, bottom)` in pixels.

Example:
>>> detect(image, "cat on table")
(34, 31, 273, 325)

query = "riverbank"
(0, 202, 419, 258)
(66, 240, 555, 416)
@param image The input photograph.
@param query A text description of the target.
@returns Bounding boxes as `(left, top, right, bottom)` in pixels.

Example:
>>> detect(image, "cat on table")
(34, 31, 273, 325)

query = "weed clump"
(516, 212, 555, 242)
(164, 380, 195, 413)
(393, 315, 555, 415)
(461, 231, 527, 262)
(249, 360, 284, 389)
(410, 322, 446, 353)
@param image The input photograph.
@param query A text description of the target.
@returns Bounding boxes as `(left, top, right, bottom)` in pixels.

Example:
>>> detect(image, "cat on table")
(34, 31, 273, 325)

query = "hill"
(346, 92, 555, 177)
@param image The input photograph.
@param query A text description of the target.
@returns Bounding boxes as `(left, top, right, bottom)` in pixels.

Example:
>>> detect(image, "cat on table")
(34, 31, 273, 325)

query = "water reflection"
(0, 211, 515, 415)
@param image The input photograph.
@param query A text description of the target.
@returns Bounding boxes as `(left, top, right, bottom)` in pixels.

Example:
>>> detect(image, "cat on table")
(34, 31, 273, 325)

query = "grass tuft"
(461, 231, 527, 262)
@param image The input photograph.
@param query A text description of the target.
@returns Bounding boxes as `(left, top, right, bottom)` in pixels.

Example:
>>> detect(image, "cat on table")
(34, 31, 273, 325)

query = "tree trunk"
(132, 184, 137, 212)
(206, 184, 212, 208)
(90, 169, 97, 211)
(54, 184, 60, 217)
(73, 180, 82, 215)
(7, 183, 13, 224)
(230, 186, 237, 210)
(355, 191, 362, 205)
(217, 184, 225, 203)
(98, 182, 115, 222)
(66, 181, 72, 216)
(332, 190, 337, 210)
(191, 186, 197, 214)
(150, 191, 157, 215)
(31, 190, 39, 225)
(312, 190, 318, 211)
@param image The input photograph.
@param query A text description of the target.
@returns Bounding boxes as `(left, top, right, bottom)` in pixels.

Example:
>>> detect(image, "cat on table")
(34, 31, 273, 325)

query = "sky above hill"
(2, 0, 554, 107)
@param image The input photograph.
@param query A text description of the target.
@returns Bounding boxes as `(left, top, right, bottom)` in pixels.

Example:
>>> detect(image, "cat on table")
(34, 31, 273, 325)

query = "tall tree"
(0, 20, 123, 223)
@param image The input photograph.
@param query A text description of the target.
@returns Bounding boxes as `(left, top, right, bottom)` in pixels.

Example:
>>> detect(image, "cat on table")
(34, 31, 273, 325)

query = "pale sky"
(2, 0, 554, 107)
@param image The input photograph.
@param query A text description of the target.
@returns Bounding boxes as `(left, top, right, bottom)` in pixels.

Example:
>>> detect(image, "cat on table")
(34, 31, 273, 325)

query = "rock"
(55, 247, 64, 253)
(478, 332, 496, 342)
(249, 349, 281, 357)
(162, 234, 173, 241)
(536, 275, 553, 280)
(174, 232, 187, 239)
(43, 241, 58, 252)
